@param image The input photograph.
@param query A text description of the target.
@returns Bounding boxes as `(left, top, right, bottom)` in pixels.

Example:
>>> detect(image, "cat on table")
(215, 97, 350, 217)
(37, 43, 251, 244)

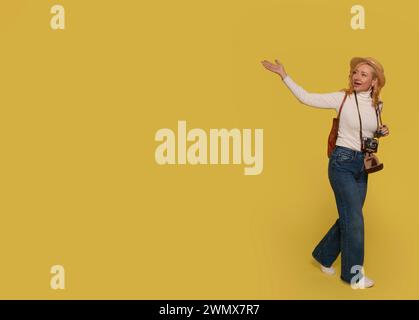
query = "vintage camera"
(362, 136, 379, 153)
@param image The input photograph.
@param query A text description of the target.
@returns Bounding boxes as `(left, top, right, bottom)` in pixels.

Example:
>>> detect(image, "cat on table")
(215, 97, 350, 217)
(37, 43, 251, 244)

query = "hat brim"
(350, 57, 385, 86)
(350, 57, 372, 70)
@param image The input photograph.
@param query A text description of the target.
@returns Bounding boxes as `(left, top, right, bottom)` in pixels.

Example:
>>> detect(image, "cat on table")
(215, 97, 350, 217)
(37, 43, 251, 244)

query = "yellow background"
(0, 0, 417, 299)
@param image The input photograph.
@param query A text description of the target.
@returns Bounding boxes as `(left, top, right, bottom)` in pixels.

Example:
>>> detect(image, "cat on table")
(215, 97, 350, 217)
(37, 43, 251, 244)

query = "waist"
(334, 145, 366, 158)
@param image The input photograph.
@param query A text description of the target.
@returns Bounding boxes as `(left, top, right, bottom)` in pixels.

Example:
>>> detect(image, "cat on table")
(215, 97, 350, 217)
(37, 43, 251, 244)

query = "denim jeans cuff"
(340, 275, 352, 284)
(312, 251, 332, 268)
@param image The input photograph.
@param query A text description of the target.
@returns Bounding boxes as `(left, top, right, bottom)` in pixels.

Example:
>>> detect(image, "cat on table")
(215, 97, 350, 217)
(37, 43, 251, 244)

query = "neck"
(355, 87, 373, 97)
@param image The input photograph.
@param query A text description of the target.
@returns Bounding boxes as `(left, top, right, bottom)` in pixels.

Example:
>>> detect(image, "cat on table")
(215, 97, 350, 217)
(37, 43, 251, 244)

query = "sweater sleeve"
(282, 75, 345, 111)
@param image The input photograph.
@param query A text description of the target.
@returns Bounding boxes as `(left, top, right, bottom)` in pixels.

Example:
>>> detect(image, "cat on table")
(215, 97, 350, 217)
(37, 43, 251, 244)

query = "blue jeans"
(312, 145, 368, 283)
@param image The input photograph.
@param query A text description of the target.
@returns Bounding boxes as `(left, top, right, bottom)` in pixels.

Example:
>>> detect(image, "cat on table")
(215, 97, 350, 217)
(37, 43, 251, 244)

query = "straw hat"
(350, 57, 386, 88)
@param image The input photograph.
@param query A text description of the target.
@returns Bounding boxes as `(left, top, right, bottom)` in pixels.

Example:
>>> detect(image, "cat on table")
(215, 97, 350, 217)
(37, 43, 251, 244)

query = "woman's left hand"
(379, 124, 390, 137)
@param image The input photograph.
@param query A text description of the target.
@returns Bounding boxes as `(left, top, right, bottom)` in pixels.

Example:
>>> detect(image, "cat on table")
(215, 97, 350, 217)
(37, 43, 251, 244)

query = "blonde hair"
(341, 62, 384, 109)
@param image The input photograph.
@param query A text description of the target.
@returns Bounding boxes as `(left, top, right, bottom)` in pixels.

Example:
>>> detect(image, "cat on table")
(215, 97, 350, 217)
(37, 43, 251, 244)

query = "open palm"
(261, 59, 287, 79)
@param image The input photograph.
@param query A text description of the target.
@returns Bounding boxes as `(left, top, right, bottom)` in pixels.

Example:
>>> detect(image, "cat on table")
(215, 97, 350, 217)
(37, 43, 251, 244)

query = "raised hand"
(261, 59, 287, 79)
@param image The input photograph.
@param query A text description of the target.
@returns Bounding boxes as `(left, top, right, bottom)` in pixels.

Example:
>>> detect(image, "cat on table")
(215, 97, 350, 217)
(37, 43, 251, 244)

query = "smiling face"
(351, 63, 378, 92)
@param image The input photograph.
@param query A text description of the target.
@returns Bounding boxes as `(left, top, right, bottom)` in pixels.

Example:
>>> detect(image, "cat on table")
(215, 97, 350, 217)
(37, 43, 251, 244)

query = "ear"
(372, 78, 378, 87)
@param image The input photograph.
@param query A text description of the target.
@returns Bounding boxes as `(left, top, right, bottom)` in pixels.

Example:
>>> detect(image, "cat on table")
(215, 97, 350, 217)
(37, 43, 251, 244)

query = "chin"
(353, 86, 367, 91)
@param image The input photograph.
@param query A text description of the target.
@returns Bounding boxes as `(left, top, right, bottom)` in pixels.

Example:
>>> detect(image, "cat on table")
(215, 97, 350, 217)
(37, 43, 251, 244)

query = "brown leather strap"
(376, 103, 383, 127)
(354, 92, 382, 146)
(337, 92, 348, 119)
(354, 91, 364, 145)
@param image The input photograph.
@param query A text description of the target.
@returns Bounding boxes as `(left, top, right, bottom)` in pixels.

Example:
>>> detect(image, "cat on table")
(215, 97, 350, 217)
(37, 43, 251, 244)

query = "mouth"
(353, 81, 362, 86)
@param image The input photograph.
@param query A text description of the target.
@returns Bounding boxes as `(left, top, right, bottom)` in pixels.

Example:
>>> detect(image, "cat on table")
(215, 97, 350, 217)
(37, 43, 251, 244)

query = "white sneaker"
(351, 276, 375, 289)
(320, 264, 336, 275)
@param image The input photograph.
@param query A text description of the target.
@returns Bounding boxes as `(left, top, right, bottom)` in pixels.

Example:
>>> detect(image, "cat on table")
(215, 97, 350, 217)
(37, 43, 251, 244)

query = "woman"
(261, 57, 389, 289)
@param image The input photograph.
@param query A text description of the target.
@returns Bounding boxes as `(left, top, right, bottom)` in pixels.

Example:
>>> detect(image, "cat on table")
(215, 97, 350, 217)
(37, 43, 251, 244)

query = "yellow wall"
(0, 0, 417, 299)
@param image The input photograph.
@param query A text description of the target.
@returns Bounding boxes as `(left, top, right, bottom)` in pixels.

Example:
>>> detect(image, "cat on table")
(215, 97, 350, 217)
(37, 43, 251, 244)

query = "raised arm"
(261, 59, 345, 111)
(282, 75, 345, 110)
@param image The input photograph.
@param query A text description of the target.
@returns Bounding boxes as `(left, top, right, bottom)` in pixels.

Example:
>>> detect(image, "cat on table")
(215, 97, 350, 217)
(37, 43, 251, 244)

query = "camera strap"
(353, 90, 385, 173)
(353, 90, 381, 146)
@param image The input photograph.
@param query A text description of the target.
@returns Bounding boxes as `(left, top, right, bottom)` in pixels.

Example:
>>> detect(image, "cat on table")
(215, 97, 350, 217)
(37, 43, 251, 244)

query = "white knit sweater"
(282, 75, 383, 152)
